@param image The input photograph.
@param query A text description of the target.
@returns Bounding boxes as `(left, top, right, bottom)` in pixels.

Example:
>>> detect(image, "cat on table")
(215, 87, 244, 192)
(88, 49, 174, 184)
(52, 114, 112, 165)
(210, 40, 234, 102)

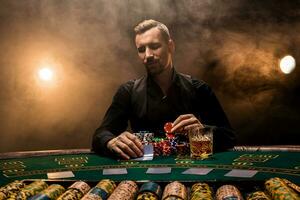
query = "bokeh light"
(38, 67, 54, 82)
(279, 55, 296, 74)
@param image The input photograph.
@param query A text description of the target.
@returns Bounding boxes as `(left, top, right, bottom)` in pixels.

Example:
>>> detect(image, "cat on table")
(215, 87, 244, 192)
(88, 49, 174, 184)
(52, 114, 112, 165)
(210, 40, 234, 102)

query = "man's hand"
(171, 114, 204, 133)
(107, 131, 144, 160)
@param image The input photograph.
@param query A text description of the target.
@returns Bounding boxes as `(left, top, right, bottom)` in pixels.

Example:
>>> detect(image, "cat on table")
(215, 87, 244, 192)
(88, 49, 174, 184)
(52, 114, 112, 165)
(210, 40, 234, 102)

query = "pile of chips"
(0, 180, 25, 200)
(29, 184, 65, 200)
(134, 122, 191, 157)
(133, 131, 154, 145)
(7, 180, 48, 200)
(1, 178, 300, 200)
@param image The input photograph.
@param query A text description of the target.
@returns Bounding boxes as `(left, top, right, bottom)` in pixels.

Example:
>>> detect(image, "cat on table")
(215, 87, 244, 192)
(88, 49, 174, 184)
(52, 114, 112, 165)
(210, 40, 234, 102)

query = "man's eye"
(137, 47, 145, 53)
(150, 44, 161, 50)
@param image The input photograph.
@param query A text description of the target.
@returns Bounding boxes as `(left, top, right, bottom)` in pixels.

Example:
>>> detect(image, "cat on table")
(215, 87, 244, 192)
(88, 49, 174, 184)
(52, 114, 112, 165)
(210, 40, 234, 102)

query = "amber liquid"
(190, 140, 212, 158)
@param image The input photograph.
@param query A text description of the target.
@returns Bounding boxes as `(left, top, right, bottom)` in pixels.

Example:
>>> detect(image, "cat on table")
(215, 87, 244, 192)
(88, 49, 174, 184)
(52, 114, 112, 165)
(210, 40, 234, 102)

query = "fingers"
(171, 114, 204, 133)
(125, 132, 144, 153)
(107, 132, 144, 160)
(119, 133, 143, 157)
(112, 146, 130, 160)
(172, 114, 192, 127)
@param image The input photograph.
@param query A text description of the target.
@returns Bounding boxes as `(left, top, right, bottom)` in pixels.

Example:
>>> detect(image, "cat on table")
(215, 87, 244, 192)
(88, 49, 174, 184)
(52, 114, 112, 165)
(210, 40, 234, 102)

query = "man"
(92, 19, 236, 159)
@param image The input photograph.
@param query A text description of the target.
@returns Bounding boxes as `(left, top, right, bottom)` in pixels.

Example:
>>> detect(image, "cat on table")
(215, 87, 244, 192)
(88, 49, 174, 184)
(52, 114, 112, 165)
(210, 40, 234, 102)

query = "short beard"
(146, 63, 165, 76)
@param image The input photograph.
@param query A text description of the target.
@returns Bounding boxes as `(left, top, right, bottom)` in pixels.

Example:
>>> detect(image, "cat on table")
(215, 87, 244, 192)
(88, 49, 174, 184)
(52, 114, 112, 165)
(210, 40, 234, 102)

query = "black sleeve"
(92, 81, 133, 155)
(194, 82, 236, 152)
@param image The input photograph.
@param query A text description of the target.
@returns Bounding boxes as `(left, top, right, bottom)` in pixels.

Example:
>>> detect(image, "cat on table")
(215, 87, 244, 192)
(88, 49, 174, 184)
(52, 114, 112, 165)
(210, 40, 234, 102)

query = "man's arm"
(171, 81, 236, 152)
(92, 81, 143, 159)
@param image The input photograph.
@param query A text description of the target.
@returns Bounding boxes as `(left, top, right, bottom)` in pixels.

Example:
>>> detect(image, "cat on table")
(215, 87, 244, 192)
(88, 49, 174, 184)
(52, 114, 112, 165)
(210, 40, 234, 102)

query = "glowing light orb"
(280, 55, 296, 74)
(38, 68, 54, 81)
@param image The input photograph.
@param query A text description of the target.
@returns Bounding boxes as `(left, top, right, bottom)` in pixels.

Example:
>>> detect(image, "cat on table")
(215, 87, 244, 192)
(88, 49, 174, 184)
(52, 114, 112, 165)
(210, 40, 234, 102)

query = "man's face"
(135, 27, 173, 76)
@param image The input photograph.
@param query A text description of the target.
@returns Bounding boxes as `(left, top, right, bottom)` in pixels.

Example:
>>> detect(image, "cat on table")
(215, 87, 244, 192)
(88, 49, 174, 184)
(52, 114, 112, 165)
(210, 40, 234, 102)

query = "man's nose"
(145, 47, 154, 59)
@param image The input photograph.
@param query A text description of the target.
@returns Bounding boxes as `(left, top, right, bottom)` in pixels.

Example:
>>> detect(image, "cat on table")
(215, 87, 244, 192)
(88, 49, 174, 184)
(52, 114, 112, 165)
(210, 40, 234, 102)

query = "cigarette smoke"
(1, 0, 300, 152)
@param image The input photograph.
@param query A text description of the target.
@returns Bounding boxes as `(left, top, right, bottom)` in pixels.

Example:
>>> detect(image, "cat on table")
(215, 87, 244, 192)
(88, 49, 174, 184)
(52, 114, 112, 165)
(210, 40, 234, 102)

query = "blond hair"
(134, 19, 171, 42)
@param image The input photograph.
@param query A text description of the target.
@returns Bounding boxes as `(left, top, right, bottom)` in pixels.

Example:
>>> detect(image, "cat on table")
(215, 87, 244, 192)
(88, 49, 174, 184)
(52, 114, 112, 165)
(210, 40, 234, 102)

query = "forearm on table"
(92, 129, 116, 155)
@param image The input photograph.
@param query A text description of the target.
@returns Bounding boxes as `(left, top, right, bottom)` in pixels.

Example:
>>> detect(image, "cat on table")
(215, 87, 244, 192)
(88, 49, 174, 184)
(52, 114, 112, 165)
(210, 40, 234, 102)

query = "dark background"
(1, 0, 300, 152)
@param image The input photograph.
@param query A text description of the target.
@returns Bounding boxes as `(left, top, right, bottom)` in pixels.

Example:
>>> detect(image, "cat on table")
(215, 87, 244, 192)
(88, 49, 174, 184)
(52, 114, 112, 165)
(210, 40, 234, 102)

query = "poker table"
(0, 145, 299, 189)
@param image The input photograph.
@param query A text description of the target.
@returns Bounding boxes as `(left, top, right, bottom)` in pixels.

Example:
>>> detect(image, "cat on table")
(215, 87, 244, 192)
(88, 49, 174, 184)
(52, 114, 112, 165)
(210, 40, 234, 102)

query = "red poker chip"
(164, 122, 173, 133)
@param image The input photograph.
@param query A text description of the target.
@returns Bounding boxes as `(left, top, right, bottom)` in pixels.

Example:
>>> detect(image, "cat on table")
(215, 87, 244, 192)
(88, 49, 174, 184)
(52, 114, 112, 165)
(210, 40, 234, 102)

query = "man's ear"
(168, 39, 175, 54)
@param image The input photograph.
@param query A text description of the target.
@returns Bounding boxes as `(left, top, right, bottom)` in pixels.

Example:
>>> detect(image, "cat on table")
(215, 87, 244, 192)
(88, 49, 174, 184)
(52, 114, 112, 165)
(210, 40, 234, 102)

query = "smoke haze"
(1, 0, 300, 152)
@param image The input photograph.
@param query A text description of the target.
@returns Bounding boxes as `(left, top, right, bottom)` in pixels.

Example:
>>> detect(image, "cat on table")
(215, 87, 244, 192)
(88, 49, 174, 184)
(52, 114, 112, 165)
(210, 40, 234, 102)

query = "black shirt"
(92, 69, 236, 155)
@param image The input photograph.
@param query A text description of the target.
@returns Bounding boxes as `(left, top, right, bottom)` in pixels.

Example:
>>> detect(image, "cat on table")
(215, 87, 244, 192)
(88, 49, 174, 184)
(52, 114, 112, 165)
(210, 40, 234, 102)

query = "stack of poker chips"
(216, 185, 244, 200)
(29, 184, 65, 200)
(136, 182, 162, 200)
(162, 181, 187, 200)
(246, 191, 271, 200)
(107, 181, 138, 200)
(152, 138, 180, 157)
(152, 134, 190, 157)
(265, 177, 299, 200)
(7, 181, 48, 200)
(0, 181, 25, 200)
(134, 132, 154, 145)
(57, 181, 90, 200)
(81, 179, 116, 200)
(190, 182, 213, 200)
(282, 178, 300, 194)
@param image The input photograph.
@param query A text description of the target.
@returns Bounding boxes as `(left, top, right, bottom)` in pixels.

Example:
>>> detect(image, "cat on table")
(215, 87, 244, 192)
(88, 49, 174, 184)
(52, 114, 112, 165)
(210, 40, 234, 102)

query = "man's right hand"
(106, 131, 144, 160)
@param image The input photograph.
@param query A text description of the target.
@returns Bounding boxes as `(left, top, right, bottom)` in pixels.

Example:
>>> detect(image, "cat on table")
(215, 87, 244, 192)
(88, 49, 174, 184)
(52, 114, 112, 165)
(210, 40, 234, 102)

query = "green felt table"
(0, 146, 299, 187)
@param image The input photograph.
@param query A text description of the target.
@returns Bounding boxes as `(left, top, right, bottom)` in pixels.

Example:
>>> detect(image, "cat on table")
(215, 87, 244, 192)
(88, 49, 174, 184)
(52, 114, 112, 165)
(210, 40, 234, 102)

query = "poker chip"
(164, 122, 175, 139)
(94, 179, 116, 198)
(29, 184, 65, 200)
(162, 181, 187, 200)
(164, 122, 173, 133)
(68, 181, 90, 195)
(190, 183, 213, 200)
(137, 191, 157, 200)
(138, 182, 162, 200)
(282, 178, 300, 193)
(80, 193, 102, 200)
(143, 132, 154, 144)
(107, 181, 138, 200)
(57, 181, 90, 200)
(56, 189, 82, 200)
(82, 179, 116, 200)
(0, 180, 25, 200)
(163, 197, 182, 200)
(7, 181, 48, 200)
(134, 132, 154, 144)
(82, 188, 106, 200)
(246, 191, 271, 200)
(265, 177, 299, 200)
(216, 185, 243, 200)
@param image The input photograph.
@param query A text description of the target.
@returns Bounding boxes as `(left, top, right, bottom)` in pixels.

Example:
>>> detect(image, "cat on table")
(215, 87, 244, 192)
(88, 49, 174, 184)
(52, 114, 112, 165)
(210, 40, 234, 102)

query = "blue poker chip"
(138, 182, 162, 199)
(29, 194, 51, 200)
(89, 187, 108, 199)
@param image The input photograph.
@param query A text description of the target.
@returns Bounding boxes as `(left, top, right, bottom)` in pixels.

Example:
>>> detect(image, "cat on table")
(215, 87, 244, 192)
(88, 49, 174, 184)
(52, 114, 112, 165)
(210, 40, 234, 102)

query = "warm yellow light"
(38, 67, 54, 81)
(280, 55, 296, 74)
